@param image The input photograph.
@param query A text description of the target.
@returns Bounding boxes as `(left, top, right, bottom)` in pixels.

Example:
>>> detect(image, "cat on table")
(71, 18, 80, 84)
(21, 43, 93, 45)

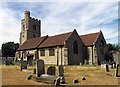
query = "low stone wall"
(0, 57, 15, 65)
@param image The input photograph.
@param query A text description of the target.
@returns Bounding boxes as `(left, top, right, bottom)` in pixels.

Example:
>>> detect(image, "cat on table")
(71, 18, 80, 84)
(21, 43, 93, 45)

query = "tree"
(1, 42, 19, 57)
(107, 43, 120, 51)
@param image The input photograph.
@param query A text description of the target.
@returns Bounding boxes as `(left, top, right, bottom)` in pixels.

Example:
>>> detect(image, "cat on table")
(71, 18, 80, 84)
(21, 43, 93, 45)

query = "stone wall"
(38, 47, 68, 65)
(113, 52, 120, 64)
(94, 32, 108, 64)
(65, 30, 84, 65)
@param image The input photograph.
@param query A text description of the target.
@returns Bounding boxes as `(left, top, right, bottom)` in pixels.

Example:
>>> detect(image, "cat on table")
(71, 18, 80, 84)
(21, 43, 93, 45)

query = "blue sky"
(0, 1, 119, 47)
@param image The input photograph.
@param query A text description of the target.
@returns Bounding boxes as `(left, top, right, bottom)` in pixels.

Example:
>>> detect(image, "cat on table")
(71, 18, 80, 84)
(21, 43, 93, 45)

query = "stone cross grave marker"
(20, 60, 27, 71)
(106, 64, 109, 72)
(116, 64, 120, 77)
(36, 59, 45, 77)
(47, 66, 56, 75)
(59, 65, 64, 77)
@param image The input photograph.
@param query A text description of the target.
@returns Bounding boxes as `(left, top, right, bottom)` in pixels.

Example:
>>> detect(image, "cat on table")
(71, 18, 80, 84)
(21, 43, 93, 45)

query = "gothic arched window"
(73, 41, 78, 54)
(100, 40, 104, 48)
(100, 40, 104, 54)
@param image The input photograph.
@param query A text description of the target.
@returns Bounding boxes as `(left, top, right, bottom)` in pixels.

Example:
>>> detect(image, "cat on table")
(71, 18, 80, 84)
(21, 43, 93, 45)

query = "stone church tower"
(20, 11, 41, 45)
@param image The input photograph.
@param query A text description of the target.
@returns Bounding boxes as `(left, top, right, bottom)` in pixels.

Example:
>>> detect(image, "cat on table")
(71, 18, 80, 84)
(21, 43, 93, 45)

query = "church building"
(16, 11, 108, 65)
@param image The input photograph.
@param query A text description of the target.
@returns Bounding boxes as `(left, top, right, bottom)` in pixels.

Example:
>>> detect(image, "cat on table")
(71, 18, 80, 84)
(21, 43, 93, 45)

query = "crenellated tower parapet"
(20, 11, 41, 45)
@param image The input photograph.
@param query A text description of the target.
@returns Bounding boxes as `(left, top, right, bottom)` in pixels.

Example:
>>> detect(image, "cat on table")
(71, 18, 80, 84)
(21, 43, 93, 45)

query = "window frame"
(73, 40, 78, 54)
(49, 48, 55, 56)
(40, 49, 45, 56)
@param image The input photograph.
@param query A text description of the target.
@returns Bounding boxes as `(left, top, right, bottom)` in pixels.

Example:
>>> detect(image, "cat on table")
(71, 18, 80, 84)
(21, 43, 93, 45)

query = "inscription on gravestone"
(59, 65, 64, 77)
(36, 59, 45, 77)
(47, 66, 56, 75)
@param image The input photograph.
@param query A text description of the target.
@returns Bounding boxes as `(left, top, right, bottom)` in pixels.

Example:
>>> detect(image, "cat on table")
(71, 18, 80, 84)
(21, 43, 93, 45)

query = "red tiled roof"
(38, 32, 72, 48)
(17, 36, 48, 51)
(80, 32, 100, 46)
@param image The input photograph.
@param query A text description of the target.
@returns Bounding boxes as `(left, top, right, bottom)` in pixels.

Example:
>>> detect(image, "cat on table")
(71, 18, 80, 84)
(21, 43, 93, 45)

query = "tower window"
(22, 35, 24, 38)
(73, 41, 78, 54)
(33, 25, 36, 30)
(23, 25, 25, 31)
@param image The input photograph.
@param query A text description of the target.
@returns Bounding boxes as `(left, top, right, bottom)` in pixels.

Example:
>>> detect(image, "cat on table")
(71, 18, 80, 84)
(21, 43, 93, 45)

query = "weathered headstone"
(33, 69, 36, 74)
(73, 79, 79, 84)
(116, 64, 120, 77)
(82, 77, 86, 80)
(111, 64, 113, 69)
(60, 76, 65, 84)
(26, 75, 32, 80)
(47, 66, 56, 75)
(113, 62, 116, 68)
(55, 77, 60, 86)
(5, 60, 10, 65)
(106, 64, 109, 72)
(36, 59, 45, 77)
(20, 60, 27, 71)
(59, 65, 64, 76)
(28, 59, 33, 66)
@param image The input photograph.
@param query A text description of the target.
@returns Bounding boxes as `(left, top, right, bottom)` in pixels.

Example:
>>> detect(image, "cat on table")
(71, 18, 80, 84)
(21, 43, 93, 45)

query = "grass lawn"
(0, 65, 119, 86)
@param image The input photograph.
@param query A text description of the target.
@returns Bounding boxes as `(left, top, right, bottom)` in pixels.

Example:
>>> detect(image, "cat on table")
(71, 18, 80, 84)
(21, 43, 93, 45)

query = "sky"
(0, 0, 119, 48)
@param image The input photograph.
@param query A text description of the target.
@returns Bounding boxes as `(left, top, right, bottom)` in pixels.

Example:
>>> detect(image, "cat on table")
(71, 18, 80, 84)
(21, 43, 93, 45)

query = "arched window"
(100, 40, 104, 54)
(100, 40, 104, 48)
(33, 25, 36, 30)
(73, 41, 78, 54)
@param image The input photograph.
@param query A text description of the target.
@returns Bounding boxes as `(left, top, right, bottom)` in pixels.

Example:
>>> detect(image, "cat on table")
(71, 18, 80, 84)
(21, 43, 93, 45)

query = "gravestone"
(33, 69, 36, 74)
(60, 77, 65, 84)
(47, 66, 56, 75)
(28, 59, 33, 66)
(55, 77, 60, 86)
(116, 64, 120, 77)
(111, 64, 113, 69)
(73, 79, 79, 84)
(106, 64, 109, 72)
(20, 60, 27, 71)
(59, 65, 64, 77)
(36, 59, 45, 77)
(5, 60, 10, 65)
(113, 62, 116, 68)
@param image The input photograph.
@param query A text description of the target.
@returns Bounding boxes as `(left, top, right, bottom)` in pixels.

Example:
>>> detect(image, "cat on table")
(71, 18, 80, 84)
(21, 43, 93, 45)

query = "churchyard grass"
(1, 65, 118, 85)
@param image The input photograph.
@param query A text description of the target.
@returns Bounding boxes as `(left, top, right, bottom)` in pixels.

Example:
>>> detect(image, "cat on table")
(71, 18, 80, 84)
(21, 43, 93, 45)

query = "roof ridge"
(49, 31, 72, 38)
(80, 31, 100, 37)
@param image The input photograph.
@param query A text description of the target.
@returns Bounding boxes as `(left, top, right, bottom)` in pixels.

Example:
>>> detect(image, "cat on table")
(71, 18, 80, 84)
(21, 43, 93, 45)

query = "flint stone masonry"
(47, 66, 56, 75)
(36, 59, 45, 77)
(20, 60, 27, 71)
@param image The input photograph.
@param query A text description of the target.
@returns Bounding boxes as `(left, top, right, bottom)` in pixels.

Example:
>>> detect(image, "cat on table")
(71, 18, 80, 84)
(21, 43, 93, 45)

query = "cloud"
(0, 2, 118, 49)
(0, 4, 21, 47)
